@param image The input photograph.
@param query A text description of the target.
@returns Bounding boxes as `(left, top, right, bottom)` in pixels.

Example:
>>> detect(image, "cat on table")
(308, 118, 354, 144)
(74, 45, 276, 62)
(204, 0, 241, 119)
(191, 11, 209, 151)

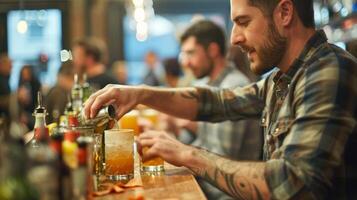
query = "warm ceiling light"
(134, 7, 146, 22)
(17, 19, 28, 34)
(133, 0, 144, 7)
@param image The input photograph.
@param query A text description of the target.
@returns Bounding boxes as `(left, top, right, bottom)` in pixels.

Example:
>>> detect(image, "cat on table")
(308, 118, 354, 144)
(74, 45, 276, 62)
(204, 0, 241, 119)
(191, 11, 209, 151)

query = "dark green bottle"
(81, 73, 92, 103)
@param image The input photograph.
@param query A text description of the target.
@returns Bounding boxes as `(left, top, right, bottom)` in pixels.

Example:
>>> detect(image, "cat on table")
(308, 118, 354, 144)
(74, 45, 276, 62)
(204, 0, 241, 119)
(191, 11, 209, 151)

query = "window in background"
(123, 13, 225, 85)
(7, 9, 62, 90)
(123, 15, 179, 85)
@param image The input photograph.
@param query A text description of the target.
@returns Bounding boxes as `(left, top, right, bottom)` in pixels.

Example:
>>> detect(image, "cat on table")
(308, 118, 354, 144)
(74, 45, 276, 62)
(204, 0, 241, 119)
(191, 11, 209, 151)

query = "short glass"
(105, 129, 134, 181)
(140, 109, 164, 172)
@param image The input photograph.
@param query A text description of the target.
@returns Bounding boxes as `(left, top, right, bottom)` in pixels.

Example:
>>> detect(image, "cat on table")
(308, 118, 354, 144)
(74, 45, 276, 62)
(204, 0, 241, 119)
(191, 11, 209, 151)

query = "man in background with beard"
(176, 20, 262, 200)
(84, 0, 357, 199)
(72, 38, 118, 90)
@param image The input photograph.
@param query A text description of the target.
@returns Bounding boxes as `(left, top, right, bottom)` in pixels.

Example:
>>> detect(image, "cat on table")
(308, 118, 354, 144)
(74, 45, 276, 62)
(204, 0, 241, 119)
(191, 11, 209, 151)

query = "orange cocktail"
(105, 129, 134, 181)
(119, 110, 139, 136)
(141, 109, 164, 172)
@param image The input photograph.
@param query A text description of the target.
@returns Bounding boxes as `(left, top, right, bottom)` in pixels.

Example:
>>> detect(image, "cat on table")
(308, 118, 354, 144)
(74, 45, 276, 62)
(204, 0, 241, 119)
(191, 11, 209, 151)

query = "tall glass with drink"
(140, 108, 164, 172)
(105, 129, 134, 181)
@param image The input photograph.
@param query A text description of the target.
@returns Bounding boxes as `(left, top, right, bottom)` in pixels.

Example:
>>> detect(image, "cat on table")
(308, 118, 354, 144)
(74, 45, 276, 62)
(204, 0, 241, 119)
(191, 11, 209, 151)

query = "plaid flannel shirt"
(196, 30, 357, 199)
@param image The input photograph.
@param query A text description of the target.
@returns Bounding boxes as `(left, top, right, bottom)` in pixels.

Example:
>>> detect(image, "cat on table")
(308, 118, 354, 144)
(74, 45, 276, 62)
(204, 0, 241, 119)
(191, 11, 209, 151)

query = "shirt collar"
(274, 30, 328, 84)
(208, 62, 235, 86)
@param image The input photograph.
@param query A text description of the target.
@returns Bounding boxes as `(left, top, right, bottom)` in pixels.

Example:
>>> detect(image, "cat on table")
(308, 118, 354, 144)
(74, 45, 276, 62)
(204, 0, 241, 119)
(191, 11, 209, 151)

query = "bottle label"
(50, 141, 62, 155)
(68, 115, 79, 127)
(77, 148, 87, 165)
(34, 127, 49, 141)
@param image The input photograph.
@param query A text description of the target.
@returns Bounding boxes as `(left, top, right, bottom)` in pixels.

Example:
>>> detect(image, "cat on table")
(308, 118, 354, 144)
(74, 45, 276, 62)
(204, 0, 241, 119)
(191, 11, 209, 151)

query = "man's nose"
(230, 26, 245, 46)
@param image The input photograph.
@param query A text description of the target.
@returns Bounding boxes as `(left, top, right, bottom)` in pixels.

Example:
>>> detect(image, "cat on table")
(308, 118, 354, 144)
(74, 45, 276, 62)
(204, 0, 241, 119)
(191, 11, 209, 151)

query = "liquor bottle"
(71, 74, 83, 114)
(82, 73, 92, 103)
(72, 136, 93, 200)
(27, 127, 60, 200)
(26, 92, 60, 200)
(0, 117, 39, 200)
(50, 129, 73, 200)
(29, 92, 49, 148)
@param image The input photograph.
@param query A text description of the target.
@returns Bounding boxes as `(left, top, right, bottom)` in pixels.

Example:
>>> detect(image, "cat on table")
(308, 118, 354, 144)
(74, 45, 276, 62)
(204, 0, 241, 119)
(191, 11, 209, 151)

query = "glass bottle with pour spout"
(29, 92, 49, 148)
(81, 73, 92, 103)
(71, 74, 83, 114)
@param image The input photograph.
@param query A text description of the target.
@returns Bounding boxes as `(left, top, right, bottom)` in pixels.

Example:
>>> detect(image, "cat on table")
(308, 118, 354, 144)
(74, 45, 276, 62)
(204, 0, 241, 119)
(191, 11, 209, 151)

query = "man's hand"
(84, 85, 201, 121)
(136, 130, 193, 167)
(83, 84, 144, 120)
(137, 129, 270, 199)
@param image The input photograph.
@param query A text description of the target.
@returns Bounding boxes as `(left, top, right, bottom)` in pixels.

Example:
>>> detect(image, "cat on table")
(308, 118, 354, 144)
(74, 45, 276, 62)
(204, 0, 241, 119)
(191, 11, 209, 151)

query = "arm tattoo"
(180, 91, 200, 101)
(188, 149, 270, 200)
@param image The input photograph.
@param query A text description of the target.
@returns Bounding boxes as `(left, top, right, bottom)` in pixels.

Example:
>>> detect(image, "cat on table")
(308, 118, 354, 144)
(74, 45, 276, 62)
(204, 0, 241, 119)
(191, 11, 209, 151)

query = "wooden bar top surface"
(94, 163, 207, 200)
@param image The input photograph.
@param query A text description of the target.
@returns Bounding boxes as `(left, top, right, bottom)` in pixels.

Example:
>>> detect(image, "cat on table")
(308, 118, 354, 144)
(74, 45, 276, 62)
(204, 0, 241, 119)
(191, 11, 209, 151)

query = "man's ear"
(207, 43, 221, 58)
(274, 0, 294, 27)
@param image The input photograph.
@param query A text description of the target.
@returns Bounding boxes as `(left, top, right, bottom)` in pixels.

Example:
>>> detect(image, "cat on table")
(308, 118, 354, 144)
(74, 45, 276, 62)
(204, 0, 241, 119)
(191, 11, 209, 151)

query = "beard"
(240, 21, 287, 75)
(195, 55, 215, 79)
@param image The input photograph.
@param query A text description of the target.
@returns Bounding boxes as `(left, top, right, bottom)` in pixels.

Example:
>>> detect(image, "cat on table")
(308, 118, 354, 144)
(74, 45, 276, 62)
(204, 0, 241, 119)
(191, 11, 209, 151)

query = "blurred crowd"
(0, 19, 271, 199)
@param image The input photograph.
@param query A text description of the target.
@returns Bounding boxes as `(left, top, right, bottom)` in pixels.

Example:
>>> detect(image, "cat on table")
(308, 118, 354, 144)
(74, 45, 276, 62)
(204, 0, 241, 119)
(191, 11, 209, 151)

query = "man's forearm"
(185, 148, 270, 200)
(140, 86, 200, 120)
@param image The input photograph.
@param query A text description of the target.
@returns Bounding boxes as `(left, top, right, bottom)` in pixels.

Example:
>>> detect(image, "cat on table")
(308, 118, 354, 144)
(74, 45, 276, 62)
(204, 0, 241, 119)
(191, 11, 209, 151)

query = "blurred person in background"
(0, 53, 12, 119)
(72, 38, 118, 90)
(163, 57, 183, 87)
(176, 63, 196, 87)
(162, 57, 197, 143)
(0, 54, 28, 135)
(168, 20, 263, 200)
(111, 60, 128, 85)
(18, 65, 42, 129)
(45, 61, 74, 123)
(142, 51, 164, 86)
(227, 45, 259, 82)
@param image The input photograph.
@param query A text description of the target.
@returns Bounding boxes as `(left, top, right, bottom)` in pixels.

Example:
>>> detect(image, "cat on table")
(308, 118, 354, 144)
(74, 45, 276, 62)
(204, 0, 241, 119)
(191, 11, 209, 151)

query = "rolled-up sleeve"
(196, 78, 267, 122)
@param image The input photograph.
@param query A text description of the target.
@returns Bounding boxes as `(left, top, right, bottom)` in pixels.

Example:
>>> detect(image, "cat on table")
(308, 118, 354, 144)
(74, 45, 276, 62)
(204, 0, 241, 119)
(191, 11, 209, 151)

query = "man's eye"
(186, 50, 195, 55)
(238, 20, 249, 27)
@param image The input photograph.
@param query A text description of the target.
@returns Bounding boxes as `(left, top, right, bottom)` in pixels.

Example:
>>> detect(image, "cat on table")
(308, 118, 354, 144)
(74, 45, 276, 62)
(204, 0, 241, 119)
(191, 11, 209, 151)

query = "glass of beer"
(119, 110, 140, 136)
(140, 109, 165, 172)
(105, 129, 134, 181)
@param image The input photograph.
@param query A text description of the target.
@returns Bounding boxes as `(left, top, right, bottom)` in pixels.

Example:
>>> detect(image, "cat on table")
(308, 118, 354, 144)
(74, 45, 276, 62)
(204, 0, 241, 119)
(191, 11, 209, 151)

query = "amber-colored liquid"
(142, 111, 158, 129)
(105, 129, 134, 176)
(141, 109, 164, 168)
(119, 111, 139, 136)
(105, 149, 134, 175)
(142, 147, 164, 166)
(93, 150, 101, 174)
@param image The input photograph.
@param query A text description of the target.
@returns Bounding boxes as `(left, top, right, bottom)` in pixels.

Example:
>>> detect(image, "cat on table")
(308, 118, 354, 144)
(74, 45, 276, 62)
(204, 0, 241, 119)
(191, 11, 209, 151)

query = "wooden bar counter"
(94, 163, 207, 200)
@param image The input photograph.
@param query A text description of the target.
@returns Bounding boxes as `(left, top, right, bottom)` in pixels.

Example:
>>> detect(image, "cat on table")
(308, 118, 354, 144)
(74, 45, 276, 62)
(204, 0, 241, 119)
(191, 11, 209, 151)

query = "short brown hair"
(73, 38, 108, 64)
(249, 0, 315, 28)
(58, 61, 74, 77)
(180, 20, 227, 56)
